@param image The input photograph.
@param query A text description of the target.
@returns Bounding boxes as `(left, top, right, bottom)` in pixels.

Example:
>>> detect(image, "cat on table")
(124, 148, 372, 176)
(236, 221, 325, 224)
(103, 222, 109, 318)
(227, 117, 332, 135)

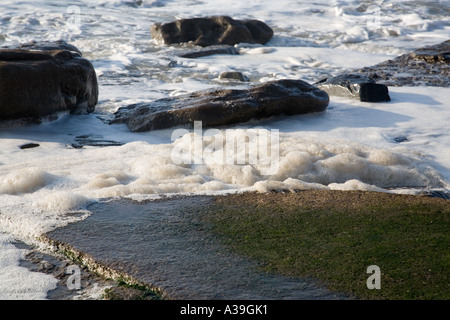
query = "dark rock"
(315, 74, 390, 102)
(393, 136, 408, 143)
(19, 143, 40, 149)
(110, 79, 329, 132)
(178, 45, 239, 58)
(219, 71, 249, 82)
(357, 39, 450, 87)
(151, 16, 273, 47)
(0, 49, 98, 121)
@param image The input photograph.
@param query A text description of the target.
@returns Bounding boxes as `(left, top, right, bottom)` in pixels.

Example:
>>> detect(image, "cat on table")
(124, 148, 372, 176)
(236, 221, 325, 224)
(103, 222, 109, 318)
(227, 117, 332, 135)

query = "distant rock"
(219, 71, 249, 82)
(151, 16, 274, 47)
(178, 45, 239, 58)
(393, 136, 408, 143)
(315, 74, 390, 102)
(111, 79, 329, 132)
(357, 39, 450, 87)
(0, 48, 98, 121)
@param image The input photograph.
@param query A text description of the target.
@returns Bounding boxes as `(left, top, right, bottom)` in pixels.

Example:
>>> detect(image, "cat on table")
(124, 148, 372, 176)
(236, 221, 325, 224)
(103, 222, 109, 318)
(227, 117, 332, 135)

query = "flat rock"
(151, 16, 274, 47)
(110, 79, 329, 132)
(357, 39, 450, 87)
(0, 49, 98, 121)
(43, 196, 346, 299)
(315, 74, 390, 102)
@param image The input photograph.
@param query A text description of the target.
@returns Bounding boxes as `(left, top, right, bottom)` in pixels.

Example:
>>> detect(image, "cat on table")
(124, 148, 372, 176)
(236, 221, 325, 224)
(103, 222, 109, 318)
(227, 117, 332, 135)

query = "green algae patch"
(203, 191, 450, 300)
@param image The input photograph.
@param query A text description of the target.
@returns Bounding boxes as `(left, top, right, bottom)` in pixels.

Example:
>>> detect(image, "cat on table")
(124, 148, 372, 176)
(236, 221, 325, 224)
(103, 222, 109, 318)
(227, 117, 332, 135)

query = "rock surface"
(110, 79, 329, 132)
(40, 190, 449, 299)
(0, 48, 98, 121)
(357, 39, 450, 87)
(43, 196, 347, 300)
(151, 16, 274, 47)
(315, 74, 390, 102)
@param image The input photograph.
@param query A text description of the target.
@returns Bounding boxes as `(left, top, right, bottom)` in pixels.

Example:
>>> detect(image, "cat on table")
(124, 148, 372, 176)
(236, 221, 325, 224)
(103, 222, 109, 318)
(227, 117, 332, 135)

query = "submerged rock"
(0, 48, 98, 121)
(178, 45, 239, 58)
(72, 134, 124, 148)
(219, 71, 249, 82)
(151, 16, 273, 47)
(357, 39, 450, 87)
(315, 74, 390, 102)
(111, 79, 329, 132)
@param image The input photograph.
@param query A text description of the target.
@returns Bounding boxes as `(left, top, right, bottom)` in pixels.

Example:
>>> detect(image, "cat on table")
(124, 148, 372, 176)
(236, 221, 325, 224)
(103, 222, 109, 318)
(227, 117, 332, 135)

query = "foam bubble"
(328, 179, 386, 192)
(0, 168, 51, 195)
(251, 178, 329, 193)
(33, 191, 89, 213)
(207, 164, 258, 186)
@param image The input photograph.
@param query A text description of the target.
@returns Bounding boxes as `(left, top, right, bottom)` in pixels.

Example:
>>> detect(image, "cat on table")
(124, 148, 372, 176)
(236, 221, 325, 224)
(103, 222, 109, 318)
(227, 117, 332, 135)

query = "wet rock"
(73, 134, 123, 147)
(110, 79, 329, 132)
(0, 49, 98, 121)
(357, 39, 450, 87)
(315, 74, 390, 102)
(219, 71, 249, 82)
(178, 45, 239, 58)
(43, 196, 346, 299)
(151, 16, 273, 47)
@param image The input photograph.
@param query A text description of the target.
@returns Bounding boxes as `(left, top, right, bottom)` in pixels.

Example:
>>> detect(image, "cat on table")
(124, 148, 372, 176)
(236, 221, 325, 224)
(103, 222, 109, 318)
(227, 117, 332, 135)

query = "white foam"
(0, 168, 51, 195)
(1, 127, 446, 243)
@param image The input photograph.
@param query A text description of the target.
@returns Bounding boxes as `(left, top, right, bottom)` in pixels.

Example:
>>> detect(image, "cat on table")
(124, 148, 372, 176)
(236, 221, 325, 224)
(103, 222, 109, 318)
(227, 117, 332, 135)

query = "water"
(1, 0, 449, 299)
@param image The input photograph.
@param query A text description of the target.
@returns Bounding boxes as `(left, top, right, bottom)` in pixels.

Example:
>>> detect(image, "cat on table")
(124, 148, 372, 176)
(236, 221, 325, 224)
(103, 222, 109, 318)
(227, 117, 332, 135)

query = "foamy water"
(1, 0, 449, 299)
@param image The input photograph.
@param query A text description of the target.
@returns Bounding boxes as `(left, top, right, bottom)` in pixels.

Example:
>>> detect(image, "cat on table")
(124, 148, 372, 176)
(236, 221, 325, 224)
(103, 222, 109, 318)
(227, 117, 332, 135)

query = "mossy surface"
(202, 191, 450, 299)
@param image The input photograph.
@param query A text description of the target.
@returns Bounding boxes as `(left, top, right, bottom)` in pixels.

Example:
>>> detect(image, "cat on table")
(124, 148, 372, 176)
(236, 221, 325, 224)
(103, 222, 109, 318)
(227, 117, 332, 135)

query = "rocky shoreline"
(1, 35, 448, 128)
